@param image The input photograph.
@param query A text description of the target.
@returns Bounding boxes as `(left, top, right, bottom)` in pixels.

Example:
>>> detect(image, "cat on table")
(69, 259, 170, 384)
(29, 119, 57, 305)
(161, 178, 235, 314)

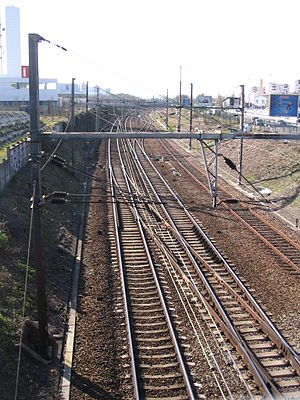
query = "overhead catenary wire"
(201, 140, 270, 202)
(14, 184, 36, 400)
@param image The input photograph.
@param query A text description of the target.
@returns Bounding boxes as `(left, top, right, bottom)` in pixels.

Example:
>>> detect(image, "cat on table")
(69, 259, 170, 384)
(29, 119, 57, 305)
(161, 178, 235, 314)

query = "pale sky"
(1, 0, 300, 99)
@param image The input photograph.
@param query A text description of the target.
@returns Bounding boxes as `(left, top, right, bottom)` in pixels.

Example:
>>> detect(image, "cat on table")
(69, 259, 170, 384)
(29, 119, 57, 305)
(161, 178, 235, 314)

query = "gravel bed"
(70, 141, 127, 400)
(146, 140, 300, 355)
(70, 138, 300, 399)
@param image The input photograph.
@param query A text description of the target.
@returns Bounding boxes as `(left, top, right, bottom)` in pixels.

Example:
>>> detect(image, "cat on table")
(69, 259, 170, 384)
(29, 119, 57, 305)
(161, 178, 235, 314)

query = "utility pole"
(166, 89, 169, 131)
(177, 66, 182, 132)
(28, 33, 48, 358)
(239, 84, 245, 184)
(85, 81, 89, 132)
(71, 78, 75, 168)
(189, 83, 193, 149)
(95, 86, 99, 132)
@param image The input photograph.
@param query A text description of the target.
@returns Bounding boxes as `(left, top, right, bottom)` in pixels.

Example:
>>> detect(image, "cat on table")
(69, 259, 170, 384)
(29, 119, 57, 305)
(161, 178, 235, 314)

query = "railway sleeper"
(268, 368, 297, 378)
(133, 307, 165, 314)
(132, 301, 161, 308)
(282, 390, 300, 399)
(140, 362, 179, 369)
(248, 342, 276, 350)
(135, 336, 173, 343)
(261, 360, 290, 369)
(276, 378, 300, 388)
(255, 351, 283, 359)
(139, 353, 177, 359)
(135, 330, 169, 336)
(143, 373, 184, 380)
(138, 344, 175, 351)
(143, 383, 187, 390)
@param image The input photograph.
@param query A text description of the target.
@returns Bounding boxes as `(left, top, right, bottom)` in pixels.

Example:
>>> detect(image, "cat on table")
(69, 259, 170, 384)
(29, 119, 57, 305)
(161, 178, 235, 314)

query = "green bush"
(0, 230, 8, 250)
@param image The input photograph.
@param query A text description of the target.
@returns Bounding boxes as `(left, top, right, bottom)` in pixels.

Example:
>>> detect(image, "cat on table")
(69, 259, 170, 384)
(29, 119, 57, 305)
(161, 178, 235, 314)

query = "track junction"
(68, 112, 300, 400)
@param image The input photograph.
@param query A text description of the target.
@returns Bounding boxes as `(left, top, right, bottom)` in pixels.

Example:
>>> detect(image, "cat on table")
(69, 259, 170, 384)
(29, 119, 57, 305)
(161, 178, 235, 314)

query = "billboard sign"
(269, 94, 299, 117)
(183, 98, 190, 107)
(198, 95, 212, 107)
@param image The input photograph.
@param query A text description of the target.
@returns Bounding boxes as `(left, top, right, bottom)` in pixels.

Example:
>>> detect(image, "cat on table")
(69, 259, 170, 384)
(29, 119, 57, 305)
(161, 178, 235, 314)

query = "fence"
(0, 139, 30, 192)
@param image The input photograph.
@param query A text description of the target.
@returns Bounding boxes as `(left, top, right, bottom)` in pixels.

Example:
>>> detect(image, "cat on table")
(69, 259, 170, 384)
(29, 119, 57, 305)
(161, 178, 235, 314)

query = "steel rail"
(116, 137, 196, 400)
(121, 136, 242, 398)
(140, 139, 300, 363)
(132, 139, 299, 397)
(157, 139, 300, 340)
(162, 138, 300, 276)
(129, 139, 279, 398)
(108, 128, 140, 399)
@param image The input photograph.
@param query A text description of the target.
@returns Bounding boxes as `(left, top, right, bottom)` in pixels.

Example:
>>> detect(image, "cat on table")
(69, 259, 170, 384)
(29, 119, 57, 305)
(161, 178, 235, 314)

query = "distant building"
(269, 82, 289, 94)
(0, 6, 58, 110)
(223, 97, 240, 108)
(4, 6, 21, 77)
(252, 95, 268, 109)
(0, 76, 58, 102)
(251, 85, 266, 95)
(294, 80, 300, 93)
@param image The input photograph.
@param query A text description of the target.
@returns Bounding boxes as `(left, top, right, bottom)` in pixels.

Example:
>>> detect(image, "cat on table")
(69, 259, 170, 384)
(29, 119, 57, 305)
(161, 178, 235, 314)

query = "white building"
(0, 76, 58, 102)
(294, 80, 300, 93)
(269, 82, 289, 94)
(4, 6, 21, 77)
(0, 6, 58, 109)
(249, 86, 268, 108)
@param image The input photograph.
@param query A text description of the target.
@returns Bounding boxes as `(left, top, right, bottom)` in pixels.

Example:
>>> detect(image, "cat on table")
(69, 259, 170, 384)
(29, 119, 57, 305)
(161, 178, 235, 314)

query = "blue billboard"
(269, 94, 299, 117)
(183, 98, 191, 107)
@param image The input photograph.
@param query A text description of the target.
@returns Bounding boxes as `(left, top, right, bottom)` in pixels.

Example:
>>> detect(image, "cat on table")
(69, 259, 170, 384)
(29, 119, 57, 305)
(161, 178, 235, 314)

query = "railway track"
(134, 138, 300, 398)
(155, 138, 300, 278)
(104, 112, 300, 399)
(108, 136, 195, 399)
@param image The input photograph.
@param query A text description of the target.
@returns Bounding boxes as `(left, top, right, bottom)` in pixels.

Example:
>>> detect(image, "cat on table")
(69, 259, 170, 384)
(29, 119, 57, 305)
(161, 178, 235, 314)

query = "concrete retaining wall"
(0, 139, 30, 192)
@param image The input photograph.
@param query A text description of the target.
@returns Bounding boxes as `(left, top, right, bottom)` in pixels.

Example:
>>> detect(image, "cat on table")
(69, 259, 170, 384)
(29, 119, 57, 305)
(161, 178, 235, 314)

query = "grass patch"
(0, 134, 29, 161)
(40, 115, 68, 130)
(246, 174, 256, 184)
(0, 312, 14, 336)
(15, 262, 36, 283)
(0, 230, 8, 250)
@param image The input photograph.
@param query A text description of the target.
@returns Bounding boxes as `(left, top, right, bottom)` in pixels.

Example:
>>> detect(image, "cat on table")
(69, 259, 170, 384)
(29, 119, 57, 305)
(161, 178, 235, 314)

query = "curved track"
(156, 137, 300, 278)
(108, 120, 195, 399)
(105, 113, 300, 399)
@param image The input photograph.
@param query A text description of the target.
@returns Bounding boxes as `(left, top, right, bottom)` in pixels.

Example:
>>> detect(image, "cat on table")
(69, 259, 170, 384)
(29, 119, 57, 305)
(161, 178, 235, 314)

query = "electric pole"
(177, 66, 182, 132)
(29, 33, 48, 358)
(96, 86, 99, 132)
(71, 78, 75, 168)
(86, 81, 89, 131)
(189, 83, 193, 149)
(239, 84, 245, 184)
(166, 89, 169, 130)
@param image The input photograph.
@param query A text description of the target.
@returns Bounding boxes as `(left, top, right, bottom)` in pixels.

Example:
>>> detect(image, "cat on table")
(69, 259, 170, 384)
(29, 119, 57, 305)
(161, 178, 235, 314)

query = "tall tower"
(259, 79, 264, 95)
(5, 6, 21, 77)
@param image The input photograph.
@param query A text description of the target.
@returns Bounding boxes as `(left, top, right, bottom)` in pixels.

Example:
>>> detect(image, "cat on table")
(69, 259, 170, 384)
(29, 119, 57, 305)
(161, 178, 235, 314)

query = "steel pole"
(166, 89, 169, 130)
(96, 86, 99, 132)
(189, 83, 193, 149)
(86, 81, 89, 131)
(29, 33, 48, 358)
(239, 84, 245, 184)
(213, 139, 219, 208)
(71, 78, 75, 168)
(178, 66, 182, 132)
